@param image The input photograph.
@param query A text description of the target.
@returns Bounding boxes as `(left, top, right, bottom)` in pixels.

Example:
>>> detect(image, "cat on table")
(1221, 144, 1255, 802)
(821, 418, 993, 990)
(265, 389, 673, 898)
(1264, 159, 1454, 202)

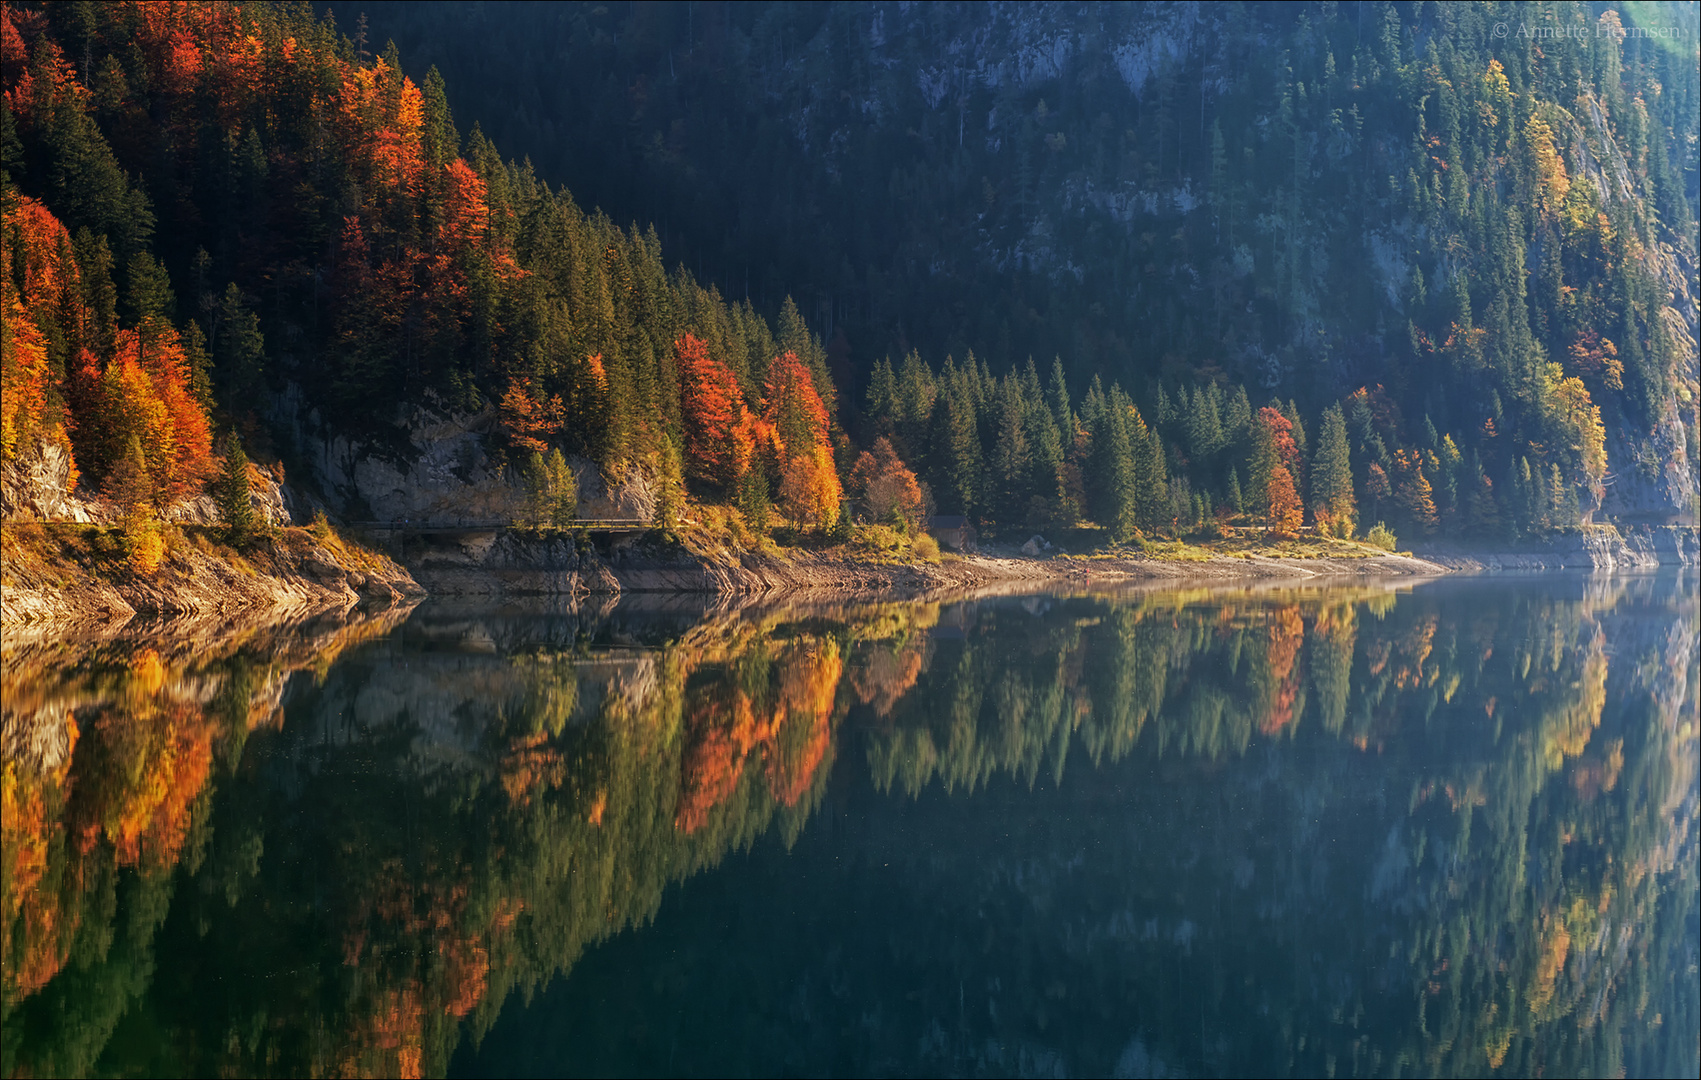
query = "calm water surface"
(3, 574, 1696, 1077)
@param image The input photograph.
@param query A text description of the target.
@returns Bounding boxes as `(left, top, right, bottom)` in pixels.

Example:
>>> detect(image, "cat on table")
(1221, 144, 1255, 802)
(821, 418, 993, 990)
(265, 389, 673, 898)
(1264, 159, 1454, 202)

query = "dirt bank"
(400, 526, 1452, 600)
(706, 547, 1453, 595)
(0, 522, 423, 639)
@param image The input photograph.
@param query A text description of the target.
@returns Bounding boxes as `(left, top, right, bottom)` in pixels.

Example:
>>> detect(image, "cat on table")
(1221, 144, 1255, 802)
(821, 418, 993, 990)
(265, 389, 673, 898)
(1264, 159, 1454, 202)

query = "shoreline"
(5, 517, 1695, 639)
(0, 521, 422, 641)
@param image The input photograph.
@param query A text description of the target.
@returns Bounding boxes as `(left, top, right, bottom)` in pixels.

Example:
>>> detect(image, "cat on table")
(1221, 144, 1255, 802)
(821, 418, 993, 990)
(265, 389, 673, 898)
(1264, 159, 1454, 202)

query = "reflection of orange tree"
(1, 734, 74, 1000)
(851, 638, 930, 719)
(1256, 606, 1305, 735)
(676, 637, 843, 831)
(1, 607, 416, 1078)
(2, 651, 216, 1009)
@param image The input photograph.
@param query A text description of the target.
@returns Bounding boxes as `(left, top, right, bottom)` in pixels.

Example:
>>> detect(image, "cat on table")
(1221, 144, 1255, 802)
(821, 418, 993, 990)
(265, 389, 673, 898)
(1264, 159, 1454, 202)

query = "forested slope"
(351, 0, 1700, 536)
(2, 1, 841, 541)
(3, 1, 1697, 552)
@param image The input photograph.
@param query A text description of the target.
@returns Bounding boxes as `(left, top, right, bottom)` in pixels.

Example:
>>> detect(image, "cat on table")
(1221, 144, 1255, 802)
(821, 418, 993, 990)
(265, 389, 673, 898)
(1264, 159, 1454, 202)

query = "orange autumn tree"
(1252, 406, 1304, 537)
(99, 329, 215, 504)
(498, 376, 564, 455)
(1, 196, 79, 468)
(763, 350, 840, 529)
(849, 437, 926, 527)
(677, 333, 765, 490)
(0, 295, 53, 463)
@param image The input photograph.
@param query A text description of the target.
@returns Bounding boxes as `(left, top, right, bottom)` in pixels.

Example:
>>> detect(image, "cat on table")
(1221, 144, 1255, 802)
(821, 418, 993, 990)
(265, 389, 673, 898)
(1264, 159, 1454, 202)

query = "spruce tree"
(993, 377, 1030, 522)
(1310, 404, 1355, 537)
(1047, 357, 1073, 446)
(1186, 383, 1224, 464)
(1088, 388, 1137, 542)
(215, 283, 266, 412)
(217, 432, 256, 546)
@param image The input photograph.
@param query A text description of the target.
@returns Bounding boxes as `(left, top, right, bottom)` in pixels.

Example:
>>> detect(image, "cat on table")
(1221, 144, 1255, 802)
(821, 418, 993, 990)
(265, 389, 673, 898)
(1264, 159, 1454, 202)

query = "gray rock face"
(1, 440, 104, 523)
(1, 438, 295, 529)
(271, 388, 654, 526)
(1417, 525, 1698, 571)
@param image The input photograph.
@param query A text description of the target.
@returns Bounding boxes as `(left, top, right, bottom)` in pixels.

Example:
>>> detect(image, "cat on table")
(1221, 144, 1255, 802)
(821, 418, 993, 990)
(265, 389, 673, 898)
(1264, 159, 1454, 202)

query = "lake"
(3, 573, 1696, 1078)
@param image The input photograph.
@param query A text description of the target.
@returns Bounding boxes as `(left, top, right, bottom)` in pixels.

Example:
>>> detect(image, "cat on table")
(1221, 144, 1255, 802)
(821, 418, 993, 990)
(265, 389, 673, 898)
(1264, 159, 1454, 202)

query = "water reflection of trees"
(840, 578, 1696, 1077)
(1, 578, 1694, 1077)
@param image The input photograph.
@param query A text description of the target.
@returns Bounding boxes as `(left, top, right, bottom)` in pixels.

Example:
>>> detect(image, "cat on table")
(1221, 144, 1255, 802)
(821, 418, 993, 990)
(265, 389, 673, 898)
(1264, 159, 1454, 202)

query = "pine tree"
(1088, 388, 1137, 542)
(864, 356, 897, 438)
(1025, 381, 1066, 522)
(217, 431, 256, 546)
(1047, 357, 1073, 446)
(214, 283, 265, 414)
(1310, 404, 1355, 537)
(934, 375, 982, 516)
(1186, 382, 1224, 464)
(993, 376, 1030, 522)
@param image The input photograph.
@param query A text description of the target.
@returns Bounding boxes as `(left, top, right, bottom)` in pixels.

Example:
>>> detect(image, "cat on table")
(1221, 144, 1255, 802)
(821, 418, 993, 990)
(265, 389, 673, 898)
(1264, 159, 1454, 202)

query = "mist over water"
(4, 575, 1696, 1078)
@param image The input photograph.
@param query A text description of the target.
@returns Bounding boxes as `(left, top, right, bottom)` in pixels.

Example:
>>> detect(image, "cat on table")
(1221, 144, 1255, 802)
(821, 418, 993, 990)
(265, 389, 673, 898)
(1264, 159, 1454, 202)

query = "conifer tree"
(1047, 357, 1073, 446)
(934, 376, 982, 517)
(1186, 382, 1225, 464)
(1088, 387, 1138, 542)
(993, 376, 1031, 522)
(1310, 404, 1355, 537)
(214, 284, 265, 413)
(216, 432, 256, 547)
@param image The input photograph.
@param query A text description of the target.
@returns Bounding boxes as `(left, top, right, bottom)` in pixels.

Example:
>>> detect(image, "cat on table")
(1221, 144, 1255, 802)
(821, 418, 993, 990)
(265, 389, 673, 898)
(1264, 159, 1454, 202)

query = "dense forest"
(1, 1, 1697, 553)
(347, 0, 1701, 537)
(1, 0, 840, 542)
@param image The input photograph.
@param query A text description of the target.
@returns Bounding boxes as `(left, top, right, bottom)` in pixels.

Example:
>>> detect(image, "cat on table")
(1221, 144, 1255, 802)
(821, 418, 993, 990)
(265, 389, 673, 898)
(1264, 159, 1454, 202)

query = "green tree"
(1310, 404, 1355, 537)
(212, 284, 265, 414)
(216, 432, 256, 547)
(523, 447, 577, 527)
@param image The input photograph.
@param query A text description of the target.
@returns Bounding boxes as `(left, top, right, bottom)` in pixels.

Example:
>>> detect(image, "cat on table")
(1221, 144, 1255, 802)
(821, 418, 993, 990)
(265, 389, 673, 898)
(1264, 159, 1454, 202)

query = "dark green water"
(3, 574, 1696, 1078)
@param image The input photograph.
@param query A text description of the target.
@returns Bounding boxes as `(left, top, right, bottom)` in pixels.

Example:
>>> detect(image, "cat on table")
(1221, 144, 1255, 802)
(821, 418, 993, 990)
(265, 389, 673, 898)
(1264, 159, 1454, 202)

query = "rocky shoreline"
(3, 510, 1694, 638)
(404, 528, 1458, 600)
(0, 522, 423, 639)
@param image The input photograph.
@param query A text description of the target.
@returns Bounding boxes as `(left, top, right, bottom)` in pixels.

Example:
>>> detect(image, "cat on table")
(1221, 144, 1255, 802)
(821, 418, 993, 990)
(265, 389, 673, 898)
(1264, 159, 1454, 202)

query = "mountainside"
(2, 1, 1696, 561)
(354, 0, 1700, 530)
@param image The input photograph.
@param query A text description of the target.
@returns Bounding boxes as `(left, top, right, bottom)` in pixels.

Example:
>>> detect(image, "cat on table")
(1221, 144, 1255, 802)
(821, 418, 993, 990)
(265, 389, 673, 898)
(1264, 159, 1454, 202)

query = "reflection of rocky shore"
(4, 577, 1696, 1078)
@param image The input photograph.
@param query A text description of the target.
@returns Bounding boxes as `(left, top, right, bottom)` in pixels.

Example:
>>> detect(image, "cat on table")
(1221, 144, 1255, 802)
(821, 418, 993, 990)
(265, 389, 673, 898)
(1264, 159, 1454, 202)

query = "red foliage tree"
(100, 328, 215, 502)
(498, 377, 564, 455)
(848, 437, 925, 526)
(762, 350, 830, 461)
(1254, 406, 1303, 536)
(677, 333, 762, 490)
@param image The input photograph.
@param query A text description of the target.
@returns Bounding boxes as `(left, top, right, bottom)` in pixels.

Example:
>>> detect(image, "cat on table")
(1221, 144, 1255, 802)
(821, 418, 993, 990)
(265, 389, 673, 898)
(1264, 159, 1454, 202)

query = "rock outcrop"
(2, 436, 296, 529)
(1417, 524, 1698, 571)
(270, 388, 654, 525)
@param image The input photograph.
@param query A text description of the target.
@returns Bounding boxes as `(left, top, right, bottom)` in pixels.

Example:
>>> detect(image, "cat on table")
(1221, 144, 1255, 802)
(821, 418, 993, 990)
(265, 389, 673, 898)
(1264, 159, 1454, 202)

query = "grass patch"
(845, 522, 939, 563)
(288, 514, 398, 575)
